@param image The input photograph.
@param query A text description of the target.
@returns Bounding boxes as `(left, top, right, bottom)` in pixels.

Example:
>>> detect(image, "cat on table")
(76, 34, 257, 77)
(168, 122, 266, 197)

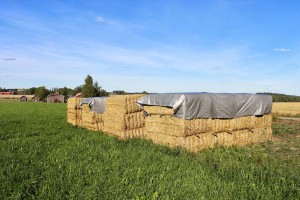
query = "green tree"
(73, 85, 82, 96)
(82, 75, 96, 97)
(113, 90, 126, 95)
(26, 87, 37, 95)
(35, 86, 49, 100)
(58, 87, 70, 98)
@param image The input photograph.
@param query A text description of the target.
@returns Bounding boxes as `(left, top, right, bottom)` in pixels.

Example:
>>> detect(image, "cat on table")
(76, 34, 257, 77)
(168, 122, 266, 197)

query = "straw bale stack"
(145, 126, 272, 152)
(103, 94, 145, 139)
(144, 110, 272, 152)
(145, 114, 272, 137)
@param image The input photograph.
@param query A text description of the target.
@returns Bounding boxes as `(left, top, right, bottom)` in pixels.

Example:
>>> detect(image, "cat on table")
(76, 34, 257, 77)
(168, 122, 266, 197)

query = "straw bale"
(145, 131, 186, 148)
(104, 127, 145, 139)
(67, 109, 77, 115)
(82, 112, 96, 123)
(105, 94, 144, 114)
(143, 106, 174, 115)
(67, 97, 82, 109)
(185, 133, 218, 152)
(232, 129, 253, 146)
(67, 118, 77, 126)
(106, 94, 144, 105)
(95, 113, 104, 123)
(146, 123, 188, 137)
(125, 112, 145, 129)
(215, 132, 235, 147)
(104, 111, 145, 131)
(81, 104, 91, 112)
(145, 115, 213, 136)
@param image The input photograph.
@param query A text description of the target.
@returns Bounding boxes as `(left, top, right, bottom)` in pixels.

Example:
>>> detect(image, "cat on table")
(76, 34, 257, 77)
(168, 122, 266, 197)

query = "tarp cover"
(137, 93, 272, 119)
(80, 97, 106, 113)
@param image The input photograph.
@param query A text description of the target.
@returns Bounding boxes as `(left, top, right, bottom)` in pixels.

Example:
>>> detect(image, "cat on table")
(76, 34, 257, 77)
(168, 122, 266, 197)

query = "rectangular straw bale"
(76, 109, 82, 120)
(81, 104, 91, 112)
(185, 133, 218, 152)
(145, 115, 213, 136)
(250, 115, 272, 128)
(143, 106, 174, 115)
(95, 113, 104, 123)
(145, 123, 187, 137)
(67, 108, 77, 115)
(67, 111, 76, 119)
(104, 127, 145, 139)
(67, 118, 77, 126)
(124, 111, 145, 129)
(67, 98, 78, 109)
(145, 131, 185, 148)
(105, 94, 144, 114)
(103, 121, 126, 131)
(232, 129, 253, 146)
(82, 111, 96, 123)
(215, 132, 235, 147)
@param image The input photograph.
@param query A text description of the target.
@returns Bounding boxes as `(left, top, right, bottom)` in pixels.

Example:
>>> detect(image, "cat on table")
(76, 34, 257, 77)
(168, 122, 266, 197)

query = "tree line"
(257, 93, 300, 102)
(0, 75, 147, 101)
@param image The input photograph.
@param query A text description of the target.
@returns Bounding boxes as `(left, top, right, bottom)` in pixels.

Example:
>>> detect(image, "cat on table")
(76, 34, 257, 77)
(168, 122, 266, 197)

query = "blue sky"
(0, 0, 300, 95)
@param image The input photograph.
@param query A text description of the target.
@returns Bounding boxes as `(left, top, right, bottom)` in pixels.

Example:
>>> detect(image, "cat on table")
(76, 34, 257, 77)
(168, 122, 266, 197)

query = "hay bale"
(143, 106, 174, 115)
(67, 97, 82, 109)
(145, 131, 186, 148)
(185, 133, 218, 152)
(105, 94, 144, 114)
(105, 127, 145, 139)
(102, 94, 146, 139)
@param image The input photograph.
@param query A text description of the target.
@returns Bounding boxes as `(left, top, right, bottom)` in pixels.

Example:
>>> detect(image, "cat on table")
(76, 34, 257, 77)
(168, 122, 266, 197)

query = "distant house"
(31, 96, 40, 102)
(0, 92, 14, 95)
(47, 94, 65, 103)
(19, 96, 27, 102)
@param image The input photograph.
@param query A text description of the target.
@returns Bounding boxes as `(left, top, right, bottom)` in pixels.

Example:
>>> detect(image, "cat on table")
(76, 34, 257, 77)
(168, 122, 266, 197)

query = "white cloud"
(274, 48, 291, 52)
(96, 16, 104, 22)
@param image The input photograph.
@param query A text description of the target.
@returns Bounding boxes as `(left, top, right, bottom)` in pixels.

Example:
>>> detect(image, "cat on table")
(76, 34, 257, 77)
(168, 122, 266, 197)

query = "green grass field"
(0, 102, 299, 199)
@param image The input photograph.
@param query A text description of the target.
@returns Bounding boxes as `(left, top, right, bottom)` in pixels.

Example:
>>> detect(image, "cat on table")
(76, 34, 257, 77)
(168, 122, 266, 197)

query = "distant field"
(0, 95, 35, 99)
(272, 102, 300, 116)
(0, 102, 299, 199)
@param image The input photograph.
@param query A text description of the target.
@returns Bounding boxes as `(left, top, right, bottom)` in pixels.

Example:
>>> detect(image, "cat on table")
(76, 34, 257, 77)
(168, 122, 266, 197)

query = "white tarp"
(80, 97, 106, 113)
(137, 93, 272, 119)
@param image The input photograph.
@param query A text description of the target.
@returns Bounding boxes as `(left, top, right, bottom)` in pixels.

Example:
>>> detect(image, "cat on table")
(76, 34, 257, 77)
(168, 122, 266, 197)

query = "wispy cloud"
(96, 16, 104, 22)
(274, 48, 291, 52)
(95, 16, 115, 25)
(2, 57, 16, 61)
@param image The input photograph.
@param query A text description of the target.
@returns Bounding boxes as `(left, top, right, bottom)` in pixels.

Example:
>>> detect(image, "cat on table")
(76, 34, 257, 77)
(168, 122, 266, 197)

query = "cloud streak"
(2, 57, 16, 61)
(95, 16, 115, 25)
(274, 48, 291, 52)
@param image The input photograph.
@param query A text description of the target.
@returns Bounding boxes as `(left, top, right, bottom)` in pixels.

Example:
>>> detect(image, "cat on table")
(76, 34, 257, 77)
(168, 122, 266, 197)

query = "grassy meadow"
(0, 102, 299, 199)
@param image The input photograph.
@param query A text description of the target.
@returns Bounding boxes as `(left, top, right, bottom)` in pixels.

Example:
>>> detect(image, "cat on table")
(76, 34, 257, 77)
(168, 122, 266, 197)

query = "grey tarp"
(80, 97, 106, 113)
(137, 93, 272, 119)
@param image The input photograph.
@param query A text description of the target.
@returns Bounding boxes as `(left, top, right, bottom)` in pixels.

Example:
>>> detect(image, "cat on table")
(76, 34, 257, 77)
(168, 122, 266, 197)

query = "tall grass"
(0, 102, 299, 199)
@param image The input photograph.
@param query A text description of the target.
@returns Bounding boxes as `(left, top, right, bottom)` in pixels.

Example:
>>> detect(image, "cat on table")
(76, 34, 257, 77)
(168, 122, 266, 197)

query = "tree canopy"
(81, 75, 108, 97)
(35, 86, 49, 100)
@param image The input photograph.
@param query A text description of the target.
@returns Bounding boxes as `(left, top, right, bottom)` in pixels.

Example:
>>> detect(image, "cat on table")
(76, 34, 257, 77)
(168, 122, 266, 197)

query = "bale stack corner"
(67, 97, 82, 126)
(103, 94, 145, 139)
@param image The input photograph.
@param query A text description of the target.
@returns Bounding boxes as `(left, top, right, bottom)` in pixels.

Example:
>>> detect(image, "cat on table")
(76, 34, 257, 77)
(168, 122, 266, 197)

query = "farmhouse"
(47, 94, 64, 103)
(31, 96, 40, 102)
(19, 96, 27, 102)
